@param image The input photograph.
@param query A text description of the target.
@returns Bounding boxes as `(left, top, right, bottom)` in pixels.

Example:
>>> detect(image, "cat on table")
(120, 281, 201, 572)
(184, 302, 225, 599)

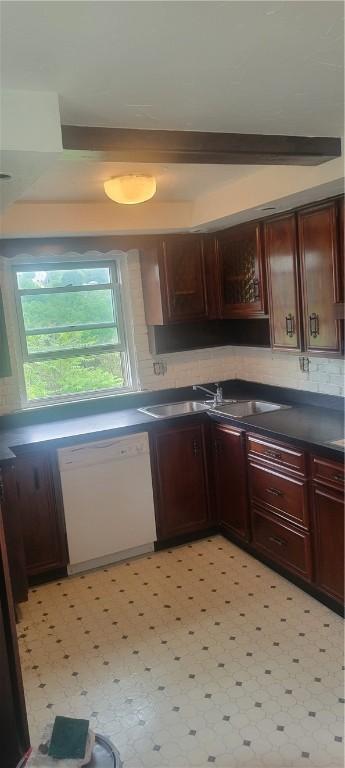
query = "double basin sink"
(139, 399, 290, 419)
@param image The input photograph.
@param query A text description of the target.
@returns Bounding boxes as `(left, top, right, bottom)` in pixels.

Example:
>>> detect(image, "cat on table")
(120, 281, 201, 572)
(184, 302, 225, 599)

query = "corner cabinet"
(264, 214, 302, 351)
(298, 202, 342, 354)
(311, 456, 344, 604)
(150, 419, 212, 543)
(15, 450, 68, 579)
(215, 222, 267, 318)
(140, 235, 208, 324)
(212, 423, 249, 541)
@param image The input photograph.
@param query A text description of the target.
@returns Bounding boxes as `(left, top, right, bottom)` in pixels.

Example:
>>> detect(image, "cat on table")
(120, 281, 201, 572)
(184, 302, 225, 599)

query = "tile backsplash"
(0, 251, 343, 416)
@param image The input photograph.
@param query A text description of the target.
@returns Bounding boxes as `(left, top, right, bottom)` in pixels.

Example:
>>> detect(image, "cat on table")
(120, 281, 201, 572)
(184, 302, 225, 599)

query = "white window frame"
(11, 253, 138, 407)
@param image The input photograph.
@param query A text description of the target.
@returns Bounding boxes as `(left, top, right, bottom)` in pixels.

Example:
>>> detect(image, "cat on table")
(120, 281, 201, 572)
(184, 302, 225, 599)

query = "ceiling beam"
(61, 126, 341, 166)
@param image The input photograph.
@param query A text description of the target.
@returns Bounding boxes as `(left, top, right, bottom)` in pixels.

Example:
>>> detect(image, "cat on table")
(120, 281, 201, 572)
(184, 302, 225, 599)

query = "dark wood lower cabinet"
(212, 423, 249, 541)
(151, 419, 211, 542)
(0, 464, 28, 604)
(15, 450, 68, 580)
(0, 505, 30, 768)
(312, 482, 344, 604)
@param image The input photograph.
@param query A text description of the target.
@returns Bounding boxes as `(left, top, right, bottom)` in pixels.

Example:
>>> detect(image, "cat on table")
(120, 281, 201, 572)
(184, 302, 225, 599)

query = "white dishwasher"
(58, 433, 157, 574)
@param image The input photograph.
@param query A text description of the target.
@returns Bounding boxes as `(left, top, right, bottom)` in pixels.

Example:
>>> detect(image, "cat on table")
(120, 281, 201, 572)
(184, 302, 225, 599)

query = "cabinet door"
(16, 451, 68, 577)
(298, 203, 342, 353)
(162, 236, 207, 322)
(216, 222, 266, 317)
(152, 422, 210, 540)
(337, 197, 344, 304)
(265, 215, 302, 351)
(312, 483, 344, 604)
(0, 464, 28, 603)
(212, 423, 249, 540)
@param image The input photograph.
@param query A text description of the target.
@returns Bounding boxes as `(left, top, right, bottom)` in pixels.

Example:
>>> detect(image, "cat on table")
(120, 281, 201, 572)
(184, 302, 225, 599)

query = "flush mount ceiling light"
(104, 174, 156, 204)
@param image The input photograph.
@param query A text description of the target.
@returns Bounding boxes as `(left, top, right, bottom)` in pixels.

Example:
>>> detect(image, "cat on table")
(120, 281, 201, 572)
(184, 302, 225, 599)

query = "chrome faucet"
(193, 382, 224, 407)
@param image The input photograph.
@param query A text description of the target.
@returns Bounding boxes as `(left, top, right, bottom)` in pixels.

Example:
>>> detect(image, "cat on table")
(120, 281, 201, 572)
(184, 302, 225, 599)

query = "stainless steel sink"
(211, 400, 290, 418)
(138, 401, 210, 418)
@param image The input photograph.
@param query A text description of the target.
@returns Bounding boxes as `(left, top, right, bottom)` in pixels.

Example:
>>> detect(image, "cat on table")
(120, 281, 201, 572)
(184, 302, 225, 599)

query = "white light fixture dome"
(104, 174, 156, 204)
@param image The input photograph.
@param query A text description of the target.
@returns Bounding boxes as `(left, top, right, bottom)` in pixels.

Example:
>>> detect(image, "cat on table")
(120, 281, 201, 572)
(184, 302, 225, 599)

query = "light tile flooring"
(18, 536, 344, 768)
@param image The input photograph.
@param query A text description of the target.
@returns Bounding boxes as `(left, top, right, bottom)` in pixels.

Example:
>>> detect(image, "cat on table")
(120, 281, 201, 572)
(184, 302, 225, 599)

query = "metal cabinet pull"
(193, 440, 200, 456)
(266, 487, 284, 497)
(285, 313, 295, 337)
(253, 278, 261, 302)
(309, 312, 320, 338)
(268, 535, 286, 547)
(333, 473, 343, 482)
(264, 450, 282, 460)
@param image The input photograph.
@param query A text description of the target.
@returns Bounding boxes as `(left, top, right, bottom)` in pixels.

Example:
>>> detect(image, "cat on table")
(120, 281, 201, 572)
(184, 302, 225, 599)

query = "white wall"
(0, 251, 343, 417)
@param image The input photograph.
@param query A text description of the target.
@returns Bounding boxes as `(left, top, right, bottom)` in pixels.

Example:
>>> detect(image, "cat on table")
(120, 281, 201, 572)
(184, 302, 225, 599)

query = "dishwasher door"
(58, 433, 157, 572)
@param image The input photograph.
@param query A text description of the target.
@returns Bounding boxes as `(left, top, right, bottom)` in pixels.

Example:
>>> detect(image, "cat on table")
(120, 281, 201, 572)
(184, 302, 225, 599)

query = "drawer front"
(252, 508, 312, 581)
(249, 461, 309, 529)
(312, 455, 344, 491)
(247, 434, 306, 476)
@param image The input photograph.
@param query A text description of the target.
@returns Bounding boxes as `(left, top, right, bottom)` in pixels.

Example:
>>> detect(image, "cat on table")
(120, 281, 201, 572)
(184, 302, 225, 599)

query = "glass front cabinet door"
(216, 222, 267, 318)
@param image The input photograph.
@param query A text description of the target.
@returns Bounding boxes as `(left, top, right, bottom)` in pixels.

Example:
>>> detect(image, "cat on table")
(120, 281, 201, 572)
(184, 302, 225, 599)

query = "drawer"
(311, 455, 344, 491)
(247, 434, 306, 476)
(252, 508, 312, 582)
(249, 461, 309, 529)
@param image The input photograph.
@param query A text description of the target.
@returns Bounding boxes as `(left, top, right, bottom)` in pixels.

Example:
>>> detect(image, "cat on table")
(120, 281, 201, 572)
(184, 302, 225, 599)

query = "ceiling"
(19, 158, 260, 203)
(2, 1, 344, 137)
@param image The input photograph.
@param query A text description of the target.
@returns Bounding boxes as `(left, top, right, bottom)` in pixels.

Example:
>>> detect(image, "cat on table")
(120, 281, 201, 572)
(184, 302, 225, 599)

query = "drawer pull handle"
(266, 487, 284, 497)
(263, 450, 282, 460)
(268, 535, 287, 547)
(333, 473, 343, 482)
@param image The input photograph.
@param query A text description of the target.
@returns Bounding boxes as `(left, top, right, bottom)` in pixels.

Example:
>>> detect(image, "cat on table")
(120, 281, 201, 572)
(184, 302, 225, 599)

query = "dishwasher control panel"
(58, 433, 150, 469)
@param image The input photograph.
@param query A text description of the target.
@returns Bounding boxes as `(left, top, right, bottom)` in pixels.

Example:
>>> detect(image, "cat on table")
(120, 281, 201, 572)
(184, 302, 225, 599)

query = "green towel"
(48, 716, 89, 760)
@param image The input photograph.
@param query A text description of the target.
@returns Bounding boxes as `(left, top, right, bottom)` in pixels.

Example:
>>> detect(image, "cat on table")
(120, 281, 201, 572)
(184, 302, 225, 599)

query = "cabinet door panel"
(249, 461, 309, 530)
(217, 223, 266, 317)
(252, 508, 312, 582)
(312, 484, 344, 604)
(162, 237, 207, 322)
(0, 464, 28, 603)
(265, 215, 302, 350)
(16, 451, 67, 576)
(213, 424, 249, 540)
(153, 423, 209, 540)
(298, 203, 341, 353)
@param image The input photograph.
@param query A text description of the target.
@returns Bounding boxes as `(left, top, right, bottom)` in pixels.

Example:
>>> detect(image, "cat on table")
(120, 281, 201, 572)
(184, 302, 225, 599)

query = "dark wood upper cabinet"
(151, 420, 211, 542)
(15, 450, 68, 578)
(140, 235, 207, 324)
(338, 198, 344, 299)
(265, 214, 302, 351)
(212, 423, 249, 541)
(298, 202, 342, 354)
(215, 222, 267, 318)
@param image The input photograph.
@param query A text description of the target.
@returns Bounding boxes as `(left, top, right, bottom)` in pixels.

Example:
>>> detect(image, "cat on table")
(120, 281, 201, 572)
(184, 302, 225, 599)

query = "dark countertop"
(0, 408, 157, 462)
(0, 383, 343, 464)
(208, 404, 344, 460)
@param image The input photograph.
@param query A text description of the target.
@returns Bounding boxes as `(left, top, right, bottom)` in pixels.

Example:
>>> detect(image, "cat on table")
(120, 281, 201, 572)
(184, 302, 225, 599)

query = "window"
(13, 260, 135, 404)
